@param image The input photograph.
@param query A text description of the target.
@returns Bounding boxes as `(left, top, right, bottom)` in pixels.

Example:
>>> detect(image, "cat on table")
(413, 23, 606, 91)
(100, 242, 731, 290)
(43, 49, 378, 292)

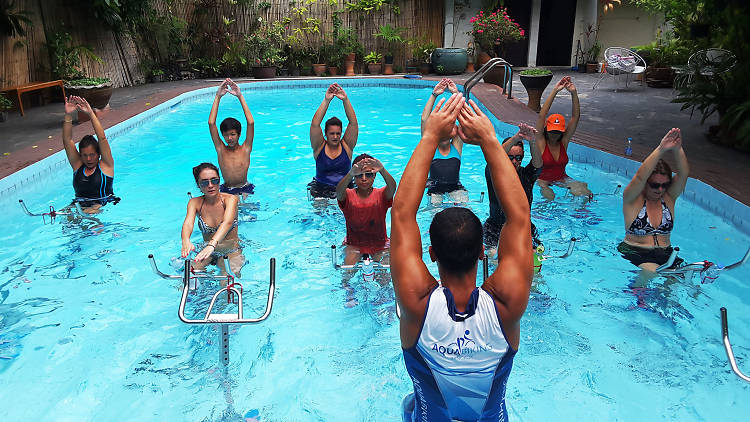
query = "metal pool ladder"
(463, 57, 514, 100)
(149, 254, 276, 366)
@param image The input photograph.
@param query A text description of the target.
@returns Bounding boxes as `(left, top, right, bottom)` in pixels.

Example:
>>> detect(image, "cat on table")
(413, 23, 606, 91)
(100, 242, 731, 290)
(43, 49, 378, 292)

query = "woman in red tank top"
(534, 77, 592, 200)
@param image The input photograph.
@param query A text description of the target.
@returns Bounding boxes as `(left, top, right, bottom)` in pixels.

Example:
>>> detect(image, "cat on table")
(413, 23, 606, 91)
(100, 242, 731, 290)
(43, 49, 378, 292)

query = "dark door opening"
(536, 0, 578, 66)
(502, 0, 532, 67)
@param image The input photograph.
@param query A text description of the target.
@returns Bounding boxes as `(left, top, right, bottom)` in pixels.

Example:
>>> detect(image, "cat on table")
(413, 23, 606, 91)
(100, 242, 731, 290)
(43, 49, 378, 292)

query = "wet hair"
(429, 207, 483, 275)
(504, 137, 523, 150)
(325, 117, 343, 133)
(651, 159, 673, 182)
(219, 117, 242, 135)
(192, 162, 220, 185)
(78, 135, 100, 154)
(353, 153, 373, 166)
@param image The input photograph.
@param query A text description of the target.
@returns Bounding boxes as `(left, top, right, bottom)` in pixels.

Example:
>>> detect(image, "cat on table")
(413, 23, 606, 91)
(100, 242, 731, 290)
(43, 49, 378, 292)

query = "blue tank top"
(314, 147, 351, 187)
(429, 143, 461, 185)
(403, 286, 515, 422)
(73, 164, 114, 202)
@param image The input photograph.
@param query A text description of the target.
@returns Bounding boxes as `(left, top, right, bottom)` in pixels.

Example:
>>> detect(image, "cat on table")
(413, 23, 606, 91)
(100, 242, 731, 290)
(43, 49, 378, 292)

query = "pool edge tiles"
(1, 78, 748, 237)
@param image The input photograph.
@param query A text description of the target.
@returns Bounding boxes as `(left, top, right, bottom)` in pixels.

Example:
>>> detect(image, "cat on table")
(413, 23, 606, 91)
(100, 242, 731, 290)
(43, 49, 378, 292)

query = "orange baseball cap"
(545, 114, 566, 132)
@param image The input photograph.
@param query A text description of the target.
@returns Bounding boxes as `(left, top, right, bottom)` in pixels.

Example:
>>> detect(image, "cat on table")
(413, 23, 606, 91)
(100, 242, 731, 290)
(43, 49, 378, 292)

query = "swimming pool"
(1, 79, 748, 421)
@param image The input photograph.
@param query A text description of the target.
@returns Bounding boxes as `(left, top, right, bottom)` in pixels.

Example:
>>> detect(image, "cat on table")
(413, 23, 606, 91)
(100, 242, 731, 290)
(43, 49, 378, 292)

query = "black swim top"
(428, 143, 461, 185)
(197, 196, 239, 235)
(73, 164, 114, 203)
(626, 199, 673, 236)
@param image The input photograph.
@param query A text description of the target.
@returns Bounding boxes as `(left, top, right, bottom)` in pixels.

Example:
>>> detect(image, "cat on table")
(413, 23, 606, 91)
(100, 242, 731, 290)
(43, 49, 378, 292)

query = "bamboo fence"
(1, 0, 445, 89)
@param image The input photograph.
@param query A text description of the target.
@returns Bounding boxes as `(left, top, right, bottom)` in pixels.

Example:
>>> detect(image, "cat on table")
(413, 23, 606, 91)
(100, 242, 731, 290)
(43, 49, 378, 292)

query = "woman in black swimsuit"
(620, 128, 689, 271)
(62, 96, 115, 213)
(181, 163, 244, 277)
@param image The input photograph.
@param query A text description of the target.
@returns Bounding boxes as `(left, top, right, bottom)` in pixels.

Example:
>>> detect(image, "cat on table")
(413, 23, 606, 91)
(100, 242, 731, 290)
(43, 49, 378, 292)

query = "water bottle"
(361, 254, 375, 282)
(625, 137, 632, 156)
(700, 262, 723, 284)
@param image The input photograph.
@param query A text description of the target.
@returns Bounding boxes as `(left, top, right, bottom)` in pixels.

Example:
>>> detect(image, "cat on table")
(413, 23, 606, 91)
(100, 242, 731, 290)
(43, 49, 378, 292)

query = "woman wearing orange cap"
(534, 76, 591, 200)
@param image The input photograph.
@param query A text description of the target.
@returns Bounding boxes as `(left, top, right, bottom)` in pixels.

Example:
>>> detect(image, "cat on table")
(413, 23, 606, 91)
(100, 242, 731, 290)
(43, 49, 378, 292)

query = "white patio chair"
(674, 48, 736, 88)
(593, 47, 647, 91)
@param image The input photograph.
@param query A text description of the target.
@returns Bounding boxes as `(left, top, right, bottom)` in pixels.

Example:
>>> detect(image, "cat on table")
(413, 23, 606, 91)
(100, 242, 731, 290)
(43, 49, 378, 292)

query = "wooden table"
(1, 80, 66, 116)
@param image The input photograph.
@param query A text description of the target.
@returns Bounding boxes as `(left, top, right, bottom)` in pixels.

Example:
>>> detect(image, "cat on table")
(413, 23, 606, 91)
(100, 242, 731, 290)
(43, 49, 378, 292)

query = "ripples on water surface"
(0, 84, 748, 421)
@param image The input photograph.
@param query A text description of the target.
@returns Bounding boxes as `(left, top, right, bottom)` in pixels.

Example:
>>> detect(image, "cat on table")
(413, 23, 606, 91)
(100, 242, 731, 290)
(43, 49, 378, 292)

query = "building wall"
(443, 0, 482, 49)
(596, 2, 664, 55)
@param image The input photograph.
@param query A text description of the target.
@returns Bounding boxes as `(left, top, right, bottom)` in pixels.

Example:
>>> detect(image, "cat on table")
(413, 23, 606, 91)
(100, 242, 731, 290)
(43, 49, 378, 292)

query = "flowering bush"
(469, 8, 525, 56)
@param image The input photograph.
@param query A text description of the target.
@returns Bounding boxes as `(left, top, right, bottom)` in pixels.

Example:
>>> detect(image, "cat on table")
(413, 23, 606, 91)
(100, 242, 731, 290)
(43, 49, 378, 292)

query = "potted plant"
(469, 8, 525, 88)
(374, 24, 405, 75)
(247, 25, 285, 79)
(337, 28, 363, 76)
(634, 37, 690, 88)
(586, 42, 602, 73)
(466, 42, 476, 73)
(0, 93, 12, 122)
(409, 36, 436, 75)
(364, 51, 383, 75)
(519, 68, 553, 112)
(65, 77, 113, 111)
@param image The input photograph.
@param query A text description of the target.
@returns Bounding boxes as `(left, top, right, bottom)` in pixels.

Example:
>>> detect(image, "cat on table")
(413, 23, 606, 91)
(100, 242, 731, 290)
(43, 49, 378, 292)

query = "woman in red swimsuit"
(534, 76, 591, 200)
(335, 153, 397, 266)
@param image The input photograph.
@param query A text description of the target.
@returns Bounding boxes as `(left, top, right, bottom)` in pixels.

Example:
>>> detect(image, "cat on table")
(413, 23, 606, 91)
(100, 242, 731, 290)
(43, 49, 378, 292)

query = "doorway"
(502, 0, 532, 67)
(536, 0, 578, 66)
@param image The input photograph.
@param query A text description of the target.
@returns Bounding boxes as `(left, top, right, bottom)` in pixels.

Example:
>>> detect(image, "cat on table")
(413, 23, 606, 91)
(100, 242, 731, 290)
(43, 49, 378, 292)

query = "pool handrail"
(148, 254, 182, 279)
(464, 58, 513, 100)
(543, 238, 578, 259)
(177, 257, 276, 324)
(657, 246, 749, 275)
(19, 199, 76, 223)
(331, 244, 390, 270)
(721, 307, 750, 382)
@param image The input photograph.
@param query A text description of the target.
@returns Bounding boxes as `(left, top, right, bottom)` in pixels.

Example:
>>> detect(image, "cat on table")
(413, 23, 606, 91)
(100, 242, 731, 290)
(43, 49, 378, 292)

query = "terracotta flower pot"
(344, 60, 355, 76)
(65, 82, 113, 110)
(466, 62, 475, 73)
(312, 63, 327, 76)
(482, 66, 508, 90)
(477, 51, 492, 65)
(328, 66, 338, 76)
(251, 66, 276, 79)
(586, 63, 599, 73)
(383, 63, 394, 75)
(367, 63, 382, 75)
(646, 67, 675, 88)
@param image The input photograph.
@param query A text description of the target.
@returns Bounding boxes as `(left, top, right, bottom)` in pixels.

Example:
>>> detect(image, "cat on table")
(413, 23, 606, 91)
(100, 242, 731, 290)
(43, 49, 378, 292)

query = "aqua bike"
(148, 254, 275, 326)
(331, 244, 389, 282)
(721, 307, 750, 382)
(18, 195, 120, 223)
(655, 246, 750, 283)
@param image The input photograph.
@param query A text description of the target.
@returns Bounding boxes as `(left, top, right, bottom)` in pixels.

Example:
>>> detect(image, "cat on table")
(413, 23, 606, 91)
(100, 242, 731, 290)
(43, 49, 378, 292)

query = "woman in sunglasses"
(619, 128, 689, 271)
(181, 163, 245, 277)
(335, 153, 397, 266)
(535, 76, 591, 200)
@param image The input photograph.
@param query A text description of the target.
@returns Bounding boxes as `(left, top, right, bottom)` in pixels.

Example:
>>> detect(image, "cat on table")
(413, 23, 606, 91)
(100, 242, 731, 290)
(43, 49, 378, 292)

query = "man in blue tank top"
(391, 93, 533, 422)
(308, 83, 359, 199)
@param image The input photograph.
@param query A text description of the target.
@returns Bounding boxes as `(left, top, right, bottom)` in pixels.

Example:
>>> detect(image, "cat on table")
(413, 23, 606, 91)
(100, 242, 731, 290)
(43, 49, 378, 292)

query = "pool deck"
(1, 71, 748, 205)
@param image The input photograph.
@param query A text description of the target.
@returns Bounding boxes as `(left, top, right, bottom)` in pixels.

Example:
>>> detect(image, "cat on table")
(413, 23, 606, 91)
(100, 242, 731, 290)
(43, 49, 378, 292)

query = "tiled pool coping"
(2, 78, 748, 235)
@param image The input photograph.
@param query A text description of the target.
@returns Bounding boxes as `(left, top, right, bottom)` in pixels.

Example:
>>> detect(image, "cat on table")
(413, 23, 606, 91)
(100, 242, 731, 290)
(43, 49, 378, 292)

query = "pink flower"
(520, 30, 525, 36)
(477, 29, 484, 33)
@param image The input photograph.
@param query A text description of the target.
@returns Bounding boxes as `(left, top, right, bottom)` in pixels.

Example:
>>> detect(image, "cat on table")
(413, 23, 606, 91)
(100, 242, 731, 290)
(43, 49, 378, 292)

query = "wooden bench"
(1, 80, 66, 116)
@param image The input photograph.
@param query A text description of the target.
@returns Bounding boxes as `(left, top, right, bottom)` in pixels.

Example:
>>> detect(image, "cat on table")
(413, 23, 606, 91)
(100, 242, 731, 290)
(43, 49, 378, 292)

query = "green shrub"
(520, 68, 552, 76)
(66, 77, 112, 86)
(0, 94, 12, 111)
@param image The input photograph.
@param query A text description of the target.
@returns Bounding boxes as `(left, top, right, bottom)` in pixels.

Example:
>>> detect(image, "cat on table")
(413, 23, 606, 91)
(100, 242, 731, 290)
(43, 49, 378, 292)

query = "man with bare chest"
(208, 78, 255, 199)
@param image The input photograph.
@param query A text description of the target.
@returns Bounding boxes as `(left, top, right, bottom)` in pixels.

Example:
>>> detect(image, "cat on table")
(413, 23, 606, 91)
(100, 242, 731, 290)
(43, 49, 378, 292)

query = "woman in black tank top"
(62, 96, 116, 213)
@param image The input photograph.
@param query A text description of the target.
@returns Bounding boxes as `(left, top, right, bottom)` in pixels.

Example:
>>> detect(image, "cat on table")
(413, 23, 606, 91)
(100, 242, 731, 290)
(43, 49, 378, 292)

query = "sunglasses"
(508, 155, 524, 162)
(198, 177, 221, 188)
(648, 181, 671, 189)
(355, 172, 376, 179)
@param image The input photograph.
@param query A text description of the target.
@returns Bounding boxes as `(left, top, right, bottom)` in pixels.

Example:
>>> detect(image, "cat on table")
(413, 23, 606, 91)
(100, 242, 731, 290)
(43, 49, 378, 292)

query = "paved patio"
(1, 71, 748, 205)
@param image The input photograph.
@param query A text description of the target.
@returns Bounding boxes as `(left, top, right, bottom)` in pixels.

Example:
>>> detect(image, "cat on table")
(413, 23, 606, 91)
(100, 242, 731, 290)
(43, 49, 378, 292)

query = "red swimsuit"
(539, 143, 569, 182)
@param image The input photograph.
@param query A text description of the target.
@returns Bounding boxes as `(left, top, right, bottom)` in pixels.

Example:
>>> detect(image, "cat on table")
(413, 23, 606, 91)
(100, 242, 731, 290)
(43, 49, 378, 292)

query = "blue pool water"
(1, 80, 749, 421)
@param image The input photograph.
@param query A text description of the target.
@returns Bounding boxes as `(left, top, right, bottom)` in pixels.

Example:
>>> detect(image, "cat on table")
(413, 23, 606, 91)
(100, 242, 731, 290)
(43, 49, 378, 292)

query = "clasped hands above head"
(325, 83, 347, 100)
(424, 93, 496, 145)
(217, 78, 241, 97)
